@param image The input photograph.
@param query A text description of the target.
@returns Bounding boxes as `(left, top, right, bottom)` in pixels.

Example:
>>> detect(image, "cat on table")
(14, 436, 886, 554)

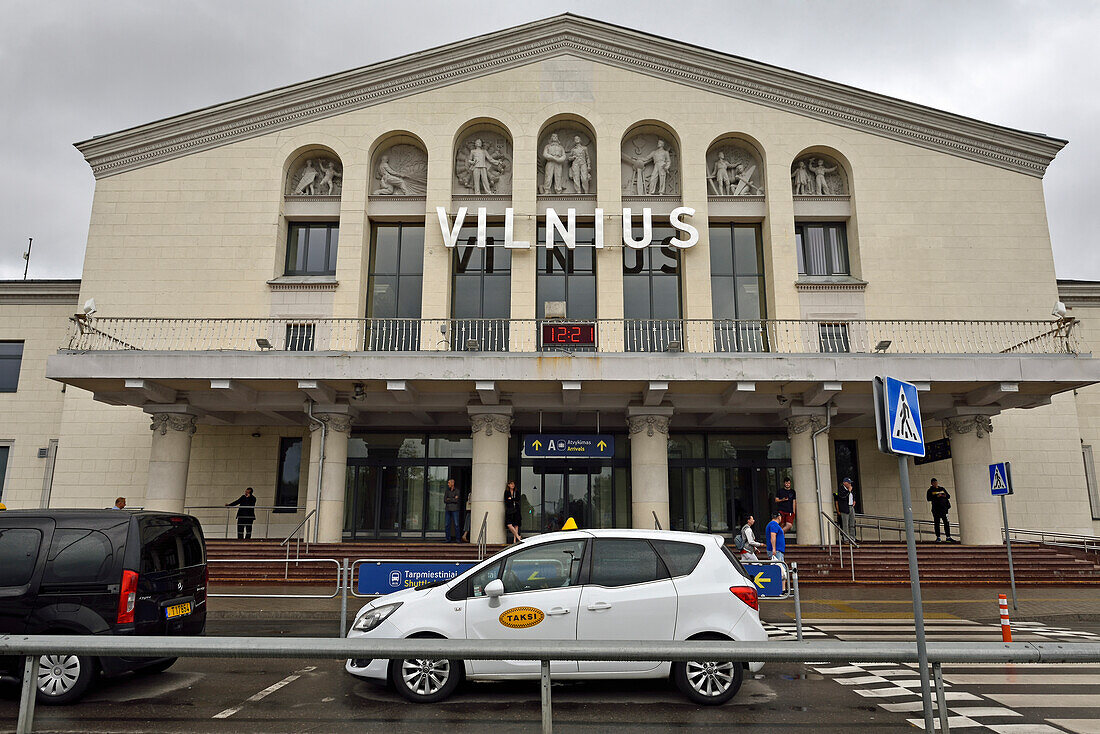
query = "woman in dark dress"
(503, 480, 522, 544)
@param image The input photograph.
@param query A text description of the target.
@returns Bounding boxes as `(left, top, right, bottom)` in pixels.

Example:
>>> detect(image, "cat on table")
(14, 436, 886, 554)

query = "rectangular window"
(286, 323, 315, 351)
(1084, 446, 1100, 520)
(0, 444, 9, 502)
(367, 224, 424, 350)
(710, 224, 767, 352)
(819, 322, 850, 353)
(622, 227, 682, 352)
(0, 342, 23, 392)
(275, 437, 303, 512)
(796, 223, 849, 276)
(0, 528, 42, 587)
(452, 225, 511, 351)
(285, 222, 339, 276)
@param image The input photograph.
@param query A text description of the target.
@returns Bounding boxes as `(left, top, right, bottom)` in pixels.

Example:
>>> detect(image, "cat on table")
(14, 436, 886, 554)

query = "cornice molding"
(0, 279, 82, 304)
(74, 15, 1066, 180)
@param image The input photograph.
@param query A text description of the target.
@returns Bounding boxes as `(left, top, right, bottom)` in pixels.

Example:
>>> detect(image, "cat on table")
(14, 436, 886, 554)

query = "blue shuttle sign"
(883, 376, 925, 457)
(742, 562, 787, 598)
(989, 462, 1013, 496)
(358, 561, 477, 596)
(524, 434, 614, 459)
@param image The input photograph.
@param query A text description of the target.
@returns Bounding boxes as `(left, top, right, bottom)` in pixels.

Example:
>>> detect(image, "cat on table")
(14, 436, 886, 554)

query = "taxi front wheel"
(389, 657, 463, 703)
(672, 658, 744, 705)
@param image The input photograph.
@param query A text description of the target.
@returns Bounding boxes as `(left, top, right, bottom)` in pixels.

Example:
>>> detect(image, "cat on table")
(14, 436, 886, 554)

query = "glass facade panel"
(668, 434, 704, 459)
(367, 224, 424, 349)
(0, 342, 23, 393)
(536, 224, 597, 322)
(591, 466, 614, 529)
(428, 436, 473, 459)
(286, 222, 338, 276)
(274, 438, 302, 511)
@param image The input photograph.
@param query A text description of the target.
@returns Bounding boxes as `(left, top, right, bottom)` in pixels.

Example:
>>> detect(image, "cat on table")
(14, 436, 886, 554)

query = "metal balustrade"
(66, 316, 1080, 355)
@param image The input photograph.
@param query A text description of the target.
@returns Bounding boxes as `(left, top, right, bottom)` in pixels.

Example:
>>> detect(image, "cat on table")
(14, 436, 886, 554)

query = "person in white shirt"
(739, 515, 765, 561)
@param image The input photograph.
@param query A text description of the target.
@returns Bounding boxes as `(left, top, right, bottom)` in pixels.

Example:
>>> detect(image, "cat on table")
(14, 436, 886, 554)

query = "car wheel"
(36, 653, 95, 705)
(143, 657, 178, 674)
(388, 656, 462, 703)
(673, 658, 744, 705)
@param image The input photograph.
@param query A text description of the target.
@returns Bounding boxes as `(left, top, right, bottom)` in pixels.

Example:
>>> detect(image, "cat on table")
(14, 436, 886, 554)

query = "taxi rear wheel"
(388, 657, 462, 703)
(672, 658, 744, 705)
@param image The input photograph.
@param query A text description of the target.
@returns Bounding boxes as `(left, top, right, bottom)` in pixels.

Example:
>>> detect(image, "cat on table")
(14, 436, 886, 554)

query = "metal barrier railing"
(855, 513, 940, 542)
(182, 504, 303, 540)
(5, 634, 1099, 734)
(1003, 526, 1100, 555)
(206, 558, 343, 600)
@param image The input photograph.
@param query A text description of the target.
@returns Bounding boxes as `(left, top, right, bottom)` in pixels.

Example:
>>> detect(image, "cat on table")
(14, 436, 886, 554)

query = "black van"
(0, 510, 207, 704)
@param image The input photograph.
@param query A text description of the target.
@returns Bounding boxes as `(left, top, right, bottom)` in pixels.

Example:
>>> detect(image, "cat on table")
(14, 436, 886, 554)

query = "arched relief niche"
(285, 149, 343, 198)
(706, 138, 764, 196)
(537, 121, 596, 195)
(370, 135, 428, 196)
(621, 125, 680, 197)
(791, 152, 848, 196)
(453, 123, 513, 196)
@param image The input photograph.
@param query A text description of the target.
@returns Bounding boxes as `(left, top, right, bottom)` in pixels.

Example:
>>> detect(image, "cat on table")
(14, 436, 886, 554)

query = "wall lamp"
(874, 340, 892, 353)
(256, 338, 274, 350)
(666, 340, 682, 353)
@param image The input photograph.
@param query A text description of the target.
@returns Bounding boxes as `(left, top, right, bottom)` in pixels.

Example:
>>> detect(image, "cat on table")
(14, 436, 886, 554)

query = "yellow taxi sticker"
(499, 606, 545, 629)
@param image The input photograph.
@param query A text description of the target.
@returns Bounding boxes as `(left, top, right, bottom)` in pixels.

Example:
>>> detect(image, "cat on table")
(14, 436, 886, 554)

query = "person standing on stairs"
(927, 478, 957, 543)
(226, 487, 257, 539)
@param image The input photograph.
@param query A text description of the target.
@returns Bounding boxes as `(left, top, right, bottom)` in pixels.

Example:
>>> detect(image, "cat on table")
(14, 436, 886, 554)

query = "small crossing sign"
(875, 376, 925, 457)
(989, 461, 1013, 496)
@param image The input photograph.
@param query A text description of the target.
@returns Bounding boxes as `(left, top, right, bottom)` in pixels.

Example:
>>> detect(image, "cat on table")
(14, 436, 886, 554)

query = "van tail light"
(730, 585, 758, 611)
(118, 570, 138, 624)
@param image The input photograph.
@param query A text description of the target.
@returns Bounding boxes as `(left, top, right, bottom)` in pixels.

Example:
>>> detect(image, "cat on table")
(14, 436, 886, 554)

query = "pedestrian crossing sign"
(989, 461, 1013, 496)
(877, 376, 925, 457)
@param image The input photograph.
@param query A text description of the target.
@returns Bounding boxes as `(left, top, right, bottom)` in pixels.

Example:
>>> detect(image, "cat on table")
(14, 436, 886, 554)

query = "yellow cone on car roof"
(561, 517, 578, 530)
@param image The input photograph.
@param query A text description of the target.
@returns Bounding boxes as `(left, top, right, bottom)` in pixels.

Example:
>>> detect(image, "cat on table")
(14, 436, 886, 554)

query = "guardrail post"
(340, 558, 349, 638)
(792, 562, 803, 642)
(932, 662, 950, 733)
(541, 659, 553, 734)
(17, 654, 38, 734)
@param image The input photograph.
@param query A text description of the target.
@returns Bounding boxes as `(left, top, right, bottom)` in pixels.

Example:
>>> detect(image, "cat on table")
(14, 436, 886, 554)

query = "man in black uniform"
(226, 486, 258, 539)
(927, 478, 956, 543)
(776, 478, 796, 533)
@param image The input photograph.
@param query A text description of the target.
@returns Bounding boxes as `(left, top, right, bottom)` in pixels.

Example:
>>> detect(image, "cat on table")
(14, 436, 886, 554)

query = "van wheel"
(388, 657, 462, 703)
(144, 657, 178, 674)
(36, 654, 95, 705)
(672, 658, 743, 705)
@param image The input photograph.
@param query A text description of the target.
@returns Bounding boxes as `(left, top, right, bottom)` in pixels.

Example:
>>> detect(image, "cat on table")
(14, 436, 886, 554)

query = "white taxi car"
(345, 529, 766, 705)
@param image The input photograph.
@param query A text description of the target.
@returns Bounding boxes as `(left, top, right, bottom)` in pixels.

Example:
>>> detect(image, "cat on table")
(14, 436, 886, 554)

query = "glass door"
(344, 464, 378, 540)
(517, 466, 599, 534)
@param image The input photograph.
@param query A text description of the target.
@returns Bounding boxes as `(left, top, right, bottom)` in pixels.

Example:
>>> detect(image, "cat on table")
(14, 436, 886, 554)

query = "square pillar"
(144, 407, 197, 513)
(469, 406, 513, 545)
(627, 407, 673, 530)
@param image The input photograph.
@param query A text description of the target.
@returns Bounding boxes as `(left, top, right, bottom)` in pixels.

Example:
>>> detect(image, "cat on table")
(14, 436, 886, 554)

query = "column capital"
(470, 413, 513, 437)
(627, 414, 670, 437)
(784, 415, 824, 437)
(149, 413, 197, 436)
(310, 412, 353, 434)
(944, 415, 994, 439)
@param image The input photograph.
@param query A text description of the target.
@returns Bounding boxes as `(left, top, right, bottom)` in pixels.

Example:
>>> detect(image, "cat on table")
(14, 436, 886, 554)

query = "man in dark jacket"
(443, 478, 461, 543)
(927, 478, 957, 543)
(226, 487, 258, 539)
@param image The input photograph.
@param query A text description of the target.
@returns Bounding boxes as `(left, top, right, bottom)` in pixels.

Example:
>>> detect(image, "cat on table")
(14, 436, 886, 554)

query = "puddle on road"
(83, 672, 205, 703)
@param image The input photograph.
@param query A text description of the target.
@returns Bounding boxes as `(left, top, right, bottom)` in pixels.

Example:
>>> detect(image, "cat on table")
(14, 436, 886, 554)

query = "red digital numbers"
(542, 322, 595, 346)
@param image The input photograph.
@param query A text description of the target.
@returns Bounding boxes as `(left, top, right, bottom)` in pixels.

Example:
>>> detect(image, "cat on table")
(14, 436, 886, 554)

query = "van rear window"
(140, 520, 205, 573)
(42, 529, 115, 584)
(0, 528, 42, 586)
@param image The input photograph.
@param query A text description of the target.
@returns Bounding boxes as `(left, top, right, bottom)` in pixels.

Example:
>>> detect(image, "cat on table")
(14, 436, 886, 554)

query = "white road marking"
(1046, 719, 1100, 734)
(905, 715, 982, 729)
(988, 695, 1100, 709)
(212, 666, 317, 719)
(948, 707, 1023, 718)
(985, 725, 1069, 734)
(944, 673, 1100, 686)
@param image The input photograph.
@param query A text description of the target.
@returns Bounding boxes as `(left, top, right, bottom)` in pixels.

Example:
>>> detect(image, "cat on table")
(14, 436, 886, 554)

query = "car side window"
(652, 540, 705, 577)
(500, 540, 586, 594)
(467, 562, 502, 598)
(42, 529, 115, 584)
(589, 539, 669, 588)
(0, 528, 43, 586)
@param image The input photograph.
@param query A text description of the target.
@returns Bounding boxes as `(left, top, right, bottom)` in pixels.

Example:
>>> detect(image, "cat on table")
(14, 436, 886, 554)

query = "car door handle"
(586, 602, 612, 611)
(546, 607, 571, 616)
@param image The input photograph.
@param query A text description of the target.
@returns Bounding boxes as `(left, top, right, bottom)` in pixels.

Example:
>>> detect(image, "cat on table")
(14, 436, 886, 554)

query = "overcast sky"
(2, 0, 1097, 281)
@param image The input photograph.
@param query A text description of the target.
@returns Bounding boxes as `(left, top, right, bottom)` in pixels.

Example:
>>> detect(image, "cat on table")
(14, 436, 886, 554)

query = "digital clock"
(541, 322, 597, 348)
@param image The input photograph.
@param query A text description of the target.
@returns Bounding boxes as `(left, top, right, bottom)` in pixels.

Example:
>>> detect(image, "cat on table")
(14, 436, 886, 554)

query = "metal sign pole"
(1001, 495, 1018, 611)
(898, 453, 935, 732)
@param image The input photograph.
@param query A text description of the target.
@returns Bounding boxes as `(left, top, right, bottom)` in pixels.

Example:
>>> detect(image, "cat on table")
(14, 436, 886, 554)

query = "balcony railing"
(66, 316, 1080, 355)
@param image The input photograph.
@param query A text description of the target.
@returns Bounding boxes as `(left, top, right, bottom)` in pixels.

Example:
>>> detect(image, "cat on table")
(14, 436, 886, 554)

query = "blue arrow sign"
(524, 434, 614, 459)
(884, 376, 925, 457)
(989, 462, 1013, 496)
(742, 562, 787, 598)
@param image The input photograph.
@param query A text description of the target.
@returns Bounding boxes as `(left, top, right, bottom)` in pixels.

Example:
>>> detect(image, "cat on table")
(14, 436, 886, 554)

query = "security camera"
(1052, 301, 1067, 319)
(82, 298, 96, 316)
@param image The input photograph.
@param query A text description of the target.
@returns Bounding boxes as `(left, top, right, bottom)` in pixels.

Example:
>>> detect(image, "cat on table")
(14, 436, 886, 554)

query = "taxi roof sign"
(874, 376, 925, 458)
(561, 517, 579, 530)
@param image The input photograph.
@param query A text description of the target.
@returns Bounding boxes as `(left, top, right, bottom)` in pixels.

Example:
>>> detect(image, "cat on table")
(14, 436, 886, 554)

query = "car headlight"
(352, 602, 403, 633)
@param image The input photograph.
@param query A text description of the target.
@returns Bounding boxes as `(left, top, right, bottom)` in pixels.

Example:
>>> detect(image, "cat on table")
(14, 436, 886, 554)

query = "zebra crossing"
(764, 617, 1100, 732)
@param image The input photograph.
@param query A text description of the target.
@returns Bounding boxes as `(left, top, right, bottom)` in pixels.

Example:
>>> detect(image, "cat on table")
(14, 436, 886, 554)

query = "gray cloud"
(2, 0, 1095, 279)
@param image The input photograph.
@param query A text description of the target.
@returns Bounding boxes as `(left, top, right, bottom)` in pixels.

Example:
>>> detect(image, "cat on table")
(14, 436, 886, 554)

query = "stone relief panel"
(791, 154, 847, 196)
(706, 142, 764, 196)
(537, 127, 595, 195)
(621, 133, 680, 196)
(453, 131, 513, 195)
(286, 155, 342, 197)
(372, 143, 428, 196)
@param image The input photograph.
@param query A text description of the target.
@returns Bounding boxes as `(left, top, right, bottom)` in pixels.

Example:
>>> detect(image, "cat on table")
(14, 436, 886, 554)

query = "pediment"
(76, 14, 1065, 179)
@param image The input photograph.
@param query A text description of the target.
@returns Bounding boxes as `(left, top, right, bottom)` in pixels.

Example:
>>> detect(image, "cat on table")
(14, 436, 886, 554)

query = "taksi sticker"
(499, 607, 545, 629)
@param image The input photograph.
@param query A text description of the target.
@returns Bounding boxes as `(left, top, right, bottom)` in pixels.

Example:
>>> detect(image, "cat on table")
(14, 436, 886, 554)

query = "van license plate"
(165, 602, 192, 619)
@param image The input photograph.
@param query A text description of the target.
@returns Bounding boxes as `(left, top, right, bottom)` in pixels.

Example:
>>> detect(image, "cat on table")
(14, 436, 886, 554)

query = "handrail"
(6, 635, 1099, 734)
(652, 510, 662, 530)
(855, 512, 938, 543)
(280, 509, 316, 548)
(476, 512, 488, 561)
(821, 512, 857, 582)
(821, 512, 860, 548)
(183, 504, 303, 541)
(1002, 526, 1100, 554)
(281, 509, 316, 575)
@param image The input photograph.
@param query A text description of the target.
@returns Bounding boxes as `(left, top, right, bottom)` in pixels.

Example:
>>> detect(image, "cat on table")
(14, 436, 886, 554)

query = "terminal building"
(2, 15, 1099, 545)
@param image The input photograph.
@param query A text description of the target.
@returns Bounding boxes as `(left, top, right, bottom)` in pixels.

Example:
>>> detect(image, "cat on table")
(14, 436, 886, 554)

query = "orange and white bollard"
(999, 593, 1013, 642)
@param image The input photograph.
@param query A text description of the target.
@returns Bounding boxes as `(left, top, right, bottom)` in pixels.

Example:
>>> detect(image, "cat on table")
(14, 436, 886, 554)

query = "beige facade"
(3, 16, 1096, 545)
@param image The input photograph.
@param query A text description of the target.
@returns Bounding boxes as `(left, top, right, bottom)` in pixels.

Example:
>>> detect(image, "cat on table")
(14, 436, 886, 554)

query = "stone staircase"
(204, 539, 1100, 586)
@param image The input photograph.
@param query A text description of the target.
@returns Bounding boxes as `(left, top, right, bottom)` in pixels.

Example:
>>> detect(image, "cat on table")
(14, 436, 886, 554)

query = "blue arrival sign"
(358, 561, 477, 596)
(989, 461, 1014, 496)
(883, 376, 925, 457)
(524, 434, 614, 459)
(742, 562, 787, 598)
